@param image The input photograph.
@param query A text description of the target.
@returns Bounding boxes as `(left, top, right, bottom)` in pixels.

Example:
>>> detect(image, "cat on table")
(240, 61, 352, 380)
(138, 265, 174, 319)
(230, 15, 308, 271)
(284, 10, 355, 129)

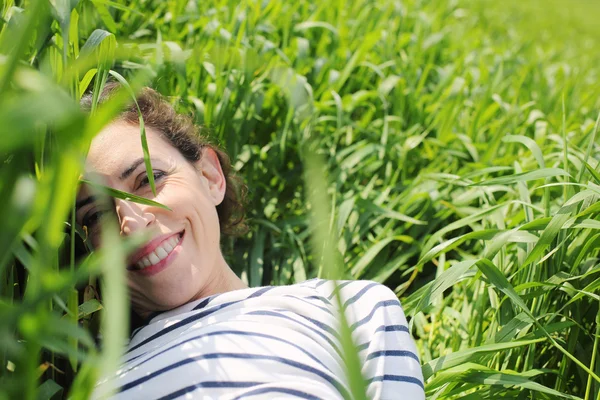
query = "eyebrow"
(76, 195, 96, 210)
(77, 158, 155, 210)
(120, 157, 147, 181)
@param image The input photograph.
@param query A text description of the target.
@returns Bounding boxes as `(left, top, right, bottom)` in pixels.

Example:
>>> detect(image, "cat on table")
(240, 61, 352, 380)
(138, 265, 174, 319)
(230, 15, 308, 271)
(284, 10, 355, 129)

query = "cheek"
(86, 224, 112, 250)
(153, 180, 221, 245)
(160, 175, 215, 216)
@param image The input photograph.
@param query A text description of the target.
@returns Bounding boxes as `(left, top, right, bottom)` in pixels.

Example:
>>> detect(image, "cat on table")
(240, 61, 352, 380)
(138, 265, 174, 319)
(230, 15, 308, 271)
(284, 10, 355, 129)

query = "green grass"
(1, 0, 600, 398)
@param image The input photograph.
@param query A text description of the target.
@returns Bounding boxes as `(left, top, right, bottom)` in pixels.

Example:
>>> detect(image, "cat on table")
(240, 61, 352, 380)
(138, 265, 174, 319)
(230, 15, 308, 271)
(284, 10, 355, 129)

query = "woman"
(78, 83, 424, 399)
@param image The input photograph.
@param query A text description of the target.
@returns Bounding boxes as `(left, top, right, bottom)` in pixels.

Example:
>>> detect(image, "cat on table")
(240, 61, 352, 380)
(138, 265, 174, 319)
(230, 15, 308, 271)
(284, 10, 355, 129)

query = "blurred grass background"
(1, 0, 600, 398)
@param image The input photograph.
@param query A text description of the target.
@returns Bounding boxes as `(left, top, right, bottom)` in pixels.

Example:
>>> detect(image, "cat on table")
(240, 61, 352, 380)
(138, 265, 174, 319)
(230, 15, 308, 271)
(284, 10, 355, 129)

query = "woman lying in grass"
(77, 83, 424, 400)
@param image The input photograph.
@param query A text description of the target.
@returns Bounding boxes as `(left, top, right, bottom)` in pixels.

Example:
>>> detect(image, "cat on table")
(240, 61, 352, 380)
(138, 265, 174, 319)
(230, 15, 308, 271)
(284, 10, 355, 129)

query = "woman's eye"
(83, 210, 105, 228)
(139, 171, 165, 188)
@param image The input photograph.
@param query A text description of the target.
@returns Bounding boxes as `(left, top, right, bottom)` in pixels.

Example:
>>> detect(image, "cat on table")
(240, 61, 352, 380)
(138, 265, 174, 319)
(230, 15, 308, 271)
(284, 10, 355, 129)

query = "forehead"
(85, 121, 178, 179)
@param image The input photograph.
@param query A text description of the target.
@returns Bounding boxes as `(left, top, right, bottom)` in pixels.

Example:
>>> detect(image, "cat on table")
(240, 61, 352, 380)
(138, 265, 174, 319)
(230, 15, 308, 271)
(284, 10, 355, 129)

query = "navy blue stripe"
(301, 277, 320, 287)
(306, 295, 333, 306)
(356, 342, 370, 351)
(249, 308, 340, 341)
(283, 295, 333, 315)
(130, 311, 162, 340)
(296, 312, 340, 339)
(123, 352, 144, 364)
(343, 281, 380, 309)
(375, 324, 410, 334)
(127, 300, 239, 354)
(247, 286, 275, 299)
(350, 300, 400, 330)
(157, 381, 262, 400)
(117, 353, 350, 398)
(130, 326, 144, 340)
(366, 350, 420, 363)
(127, 287, 276, 354)
(121, 330, 331, 372)
(192, 295, 215, 311)
(368, 374, 424, 390)
(231, 387, 321, 400)
(327, 281, 354, 300)
(246, 310, 341, 355)
(131, 293, 218, 341)
(314, 279, 329, 288)
(192, 287, 273, 312)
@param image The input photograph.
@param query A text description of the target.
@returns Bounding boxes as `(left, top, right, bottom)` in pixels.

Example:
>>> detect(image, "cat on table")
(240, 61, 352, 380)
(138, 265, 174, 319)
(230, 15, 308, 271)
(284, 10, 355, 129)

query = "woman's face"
(76, 121, 227, 316)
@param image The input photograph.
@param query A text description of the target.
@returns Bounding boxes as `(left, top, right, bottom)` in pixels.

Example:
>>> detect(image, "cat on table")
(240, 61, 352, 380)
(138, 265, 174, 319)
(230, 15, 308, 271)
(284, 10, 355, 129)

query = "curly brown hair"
(80, 82, 248, 236)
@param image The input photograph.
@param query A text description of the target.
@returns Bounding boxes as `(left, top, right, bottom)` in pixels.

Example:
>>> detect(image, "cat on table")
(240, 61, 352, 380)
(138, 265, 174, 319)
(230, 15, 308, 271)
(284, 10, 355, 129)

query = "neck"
(194, 253, 248, 300)
(134, 254, 247, 321)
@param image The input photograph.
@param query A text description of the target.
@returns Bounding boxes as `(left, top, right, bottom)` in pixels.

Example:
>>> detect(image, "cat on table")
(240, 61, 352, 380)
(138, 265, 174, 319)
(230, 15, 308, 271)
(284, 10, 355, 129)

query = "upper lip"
(127, 231, 182, 268)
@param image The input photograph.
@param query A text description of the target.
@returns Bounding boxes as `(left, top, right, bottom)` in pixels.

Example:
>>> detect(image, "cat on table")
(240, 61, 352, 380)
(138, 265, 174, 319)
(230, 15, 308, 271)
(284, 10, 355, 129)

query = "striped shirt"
(93, 279, 424, 399)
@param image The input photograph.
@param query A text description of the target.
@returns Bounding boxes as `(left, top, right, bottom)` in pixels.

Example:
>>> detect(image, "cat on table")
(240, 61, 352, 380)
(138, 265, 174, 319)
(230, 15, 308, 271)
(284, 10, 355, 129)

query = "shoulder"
(304, 279, 410, 341)
(308, 279, 401, 309)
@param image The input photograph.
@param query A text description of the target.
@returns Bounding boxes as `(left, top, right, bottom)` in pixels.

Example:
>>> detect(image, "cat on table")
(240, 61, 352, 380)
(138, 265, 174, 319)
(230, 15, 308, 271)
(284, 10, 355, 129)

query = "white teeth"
(148, 253, 161, 265)
(156, 247, 168, 260)
(133, 234, 181, 270)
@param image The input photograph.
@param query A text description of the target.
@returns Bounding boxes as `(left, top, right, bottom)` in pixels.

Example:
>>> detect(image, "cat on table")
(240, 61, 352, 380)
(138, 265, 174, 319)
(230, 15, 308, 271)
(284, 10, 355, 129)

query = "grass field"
(1, 0, 600, 398)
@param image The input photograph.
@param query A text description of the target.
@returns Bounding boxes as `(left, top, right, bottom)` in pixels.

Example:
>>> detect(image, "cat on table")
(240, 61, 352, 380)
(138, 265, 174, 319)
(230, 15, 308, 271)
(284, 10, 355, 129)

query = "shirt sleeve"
(333, 280, 425, 400)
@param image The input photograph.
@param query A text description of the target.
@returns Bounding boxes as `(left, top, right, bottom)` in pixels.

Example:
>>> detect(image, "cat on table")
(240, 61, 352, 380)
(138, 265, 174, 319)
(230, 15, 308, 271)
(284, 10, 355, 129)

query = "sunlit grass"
(1, 0, 599, 398)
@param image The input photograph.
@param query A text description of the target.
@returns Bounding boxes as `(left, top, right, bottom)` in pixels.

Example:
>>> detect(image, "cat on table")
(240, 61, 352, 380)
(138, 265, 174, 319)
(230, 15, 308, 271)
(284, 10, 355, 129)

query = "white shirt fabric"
(93, 279, 425, 399)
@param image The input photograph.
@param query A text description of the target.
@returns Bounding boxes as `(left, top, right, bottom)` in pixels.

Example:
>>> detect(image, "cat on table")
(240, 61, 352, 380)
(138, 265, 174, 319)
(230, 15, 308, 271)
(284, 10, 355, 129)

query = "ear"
(196, 147, 227, 206)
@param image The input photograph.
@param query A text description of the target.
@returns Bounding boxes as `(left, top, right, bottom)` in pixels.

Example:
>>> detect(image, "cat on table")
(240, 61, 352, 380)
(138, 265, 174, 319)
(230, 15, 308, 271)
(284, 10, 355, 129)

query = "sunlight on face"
(76, 121, 228, 317)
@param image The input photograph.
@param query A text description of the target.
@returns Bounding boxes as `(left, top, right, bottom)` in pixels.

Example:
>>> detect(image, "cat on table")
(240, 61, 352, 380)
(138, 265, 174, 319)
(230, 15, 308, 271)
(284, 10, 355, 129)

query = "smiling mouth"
(128, 231, 184, 271)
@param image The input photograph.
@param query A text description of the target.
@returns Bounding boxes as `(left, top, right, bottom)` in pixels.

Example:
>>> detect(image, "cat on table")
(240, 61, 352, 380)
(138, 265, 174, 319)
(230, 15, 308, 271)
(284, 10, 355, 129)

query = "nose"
(115, 199, 156, 236)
